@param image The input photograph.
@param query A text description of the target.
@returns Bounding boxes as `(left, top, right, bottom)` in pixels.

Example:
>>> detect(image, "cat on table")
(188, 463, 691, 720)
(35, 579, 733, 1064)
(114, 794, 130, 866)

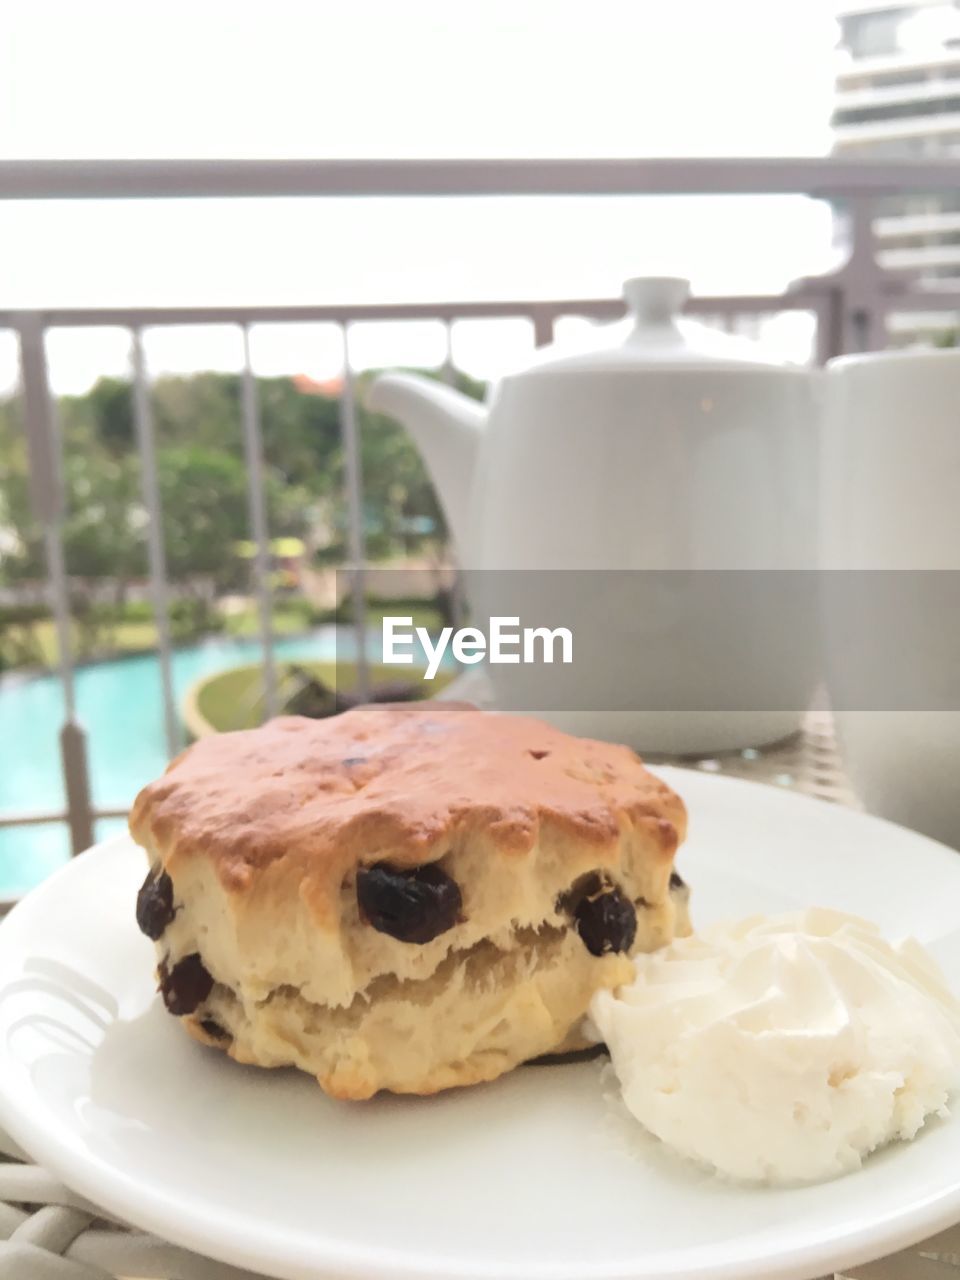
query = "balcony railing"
(2, 156, 960, 912)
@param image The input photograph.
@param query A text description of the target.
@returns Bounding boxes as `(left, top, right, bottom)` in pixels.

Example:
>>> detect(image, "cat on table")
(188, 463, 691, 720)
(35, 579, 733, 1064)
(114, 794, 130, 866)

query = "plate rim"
(1, 768, 960, 1280)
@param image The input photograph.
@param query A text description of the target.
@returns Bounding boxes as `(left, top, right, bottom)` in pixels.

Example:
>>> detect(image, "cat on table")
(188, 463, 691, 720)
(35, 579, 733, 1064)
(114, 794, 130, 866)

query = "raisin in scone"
(129, 703, 690, 1100)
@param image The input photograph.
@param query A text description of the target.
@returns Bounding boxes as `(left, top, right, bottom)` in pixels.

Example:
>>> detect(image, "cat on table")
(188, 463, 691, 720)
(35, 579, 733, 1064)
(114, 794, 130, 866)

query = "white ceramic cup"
(824, 349, 960, 850)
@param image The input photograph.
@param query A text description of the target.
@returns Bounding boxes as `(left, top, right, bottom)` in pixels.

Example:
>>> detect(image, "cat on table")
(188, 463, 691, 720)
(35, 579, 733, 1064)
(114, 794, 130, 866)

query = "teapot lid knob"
(623, 276, 690, 324)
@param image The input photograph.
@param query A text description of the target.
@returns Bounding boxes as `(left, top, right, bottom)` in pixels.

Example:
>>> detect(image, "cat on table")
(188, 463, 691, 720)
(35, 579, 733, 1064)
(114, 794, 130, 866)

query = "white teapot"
(368, 277, 819, 753)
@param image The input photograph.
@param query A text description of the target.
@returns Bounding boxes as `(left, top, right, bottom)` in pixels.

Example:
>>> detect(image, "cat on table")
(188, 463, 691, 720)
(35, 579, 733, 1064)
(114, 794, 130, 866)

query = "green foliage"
(156, 444, 304, 584)
(152, 371, 242, 448)
(105, 599, 154, 623)
(62, 449, 145, 585)
(0, 603, 48, 671)
(0, 364, 482, 668)
(255, 376, 342, 489)
(82, 377, 135, 453)
(168, 596, 226, 643)
(0, 446, 144, 589)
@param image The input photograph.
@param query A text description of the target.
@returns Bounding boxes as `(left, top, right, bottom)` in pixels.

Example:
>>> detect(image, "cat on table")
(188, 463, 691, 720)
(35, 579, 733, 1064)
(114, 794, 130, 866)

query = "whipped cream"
(590, 908, 960, 1184)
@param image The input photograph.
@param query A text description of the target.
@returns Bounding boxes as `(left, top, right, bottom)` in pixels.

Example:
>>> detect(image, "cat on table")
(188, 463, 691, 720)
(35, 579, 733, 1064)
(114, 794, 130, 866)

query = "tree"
(62, 449, 145, 590)
(158, 443, 312, 579)
(153, 372, 242, 452)
(256, 376, 343, 490)
(83, 377, 134, 453)
(359, 406, 449, 559)
(0, 407, 144, 593)
(158, 446, 252, 583)
(0, 365, 484, 594)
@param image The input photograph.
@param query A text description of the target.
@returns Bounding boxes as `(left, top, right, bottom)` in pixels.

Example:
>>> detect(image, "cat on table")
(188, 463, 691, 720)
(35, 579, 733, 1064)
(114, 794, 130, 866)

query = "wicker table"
(2, 709, 958, 1280)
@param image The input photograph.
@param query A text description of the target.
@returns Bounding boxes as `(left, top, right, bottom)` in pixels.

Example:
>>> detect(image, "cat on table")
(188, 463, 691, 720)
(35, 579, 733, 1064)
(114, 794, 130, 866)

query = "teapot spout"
(365, 372, 486, 563)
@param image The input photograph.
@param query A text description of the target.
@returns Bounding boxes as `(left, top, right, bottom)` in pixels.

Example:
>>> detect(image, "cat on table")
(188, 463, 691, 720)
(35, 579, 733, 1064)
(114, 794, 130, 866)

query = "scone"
(129, 702, 690, 1100)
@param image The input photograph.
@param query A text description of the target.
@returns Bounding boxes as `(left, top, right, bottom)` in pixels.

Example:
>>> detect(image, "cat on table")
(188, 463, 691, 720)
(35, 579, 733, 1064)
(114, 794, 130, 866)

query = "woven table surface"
(2, 709, 958, 1280)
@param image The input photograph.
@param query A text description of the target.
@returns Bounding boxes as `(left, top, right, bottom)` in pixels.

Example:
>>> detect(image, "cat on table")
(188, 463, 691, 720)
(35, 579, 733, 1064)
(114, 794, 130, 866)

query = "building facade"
(834, 0, 960, 341)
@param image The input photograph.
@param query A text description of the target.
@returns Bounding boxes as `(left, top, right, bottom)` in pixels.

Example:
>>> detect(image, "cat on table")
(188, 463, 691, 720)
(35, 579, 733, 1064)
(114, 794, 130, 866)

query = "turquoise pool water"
(0, 630, 350, 895)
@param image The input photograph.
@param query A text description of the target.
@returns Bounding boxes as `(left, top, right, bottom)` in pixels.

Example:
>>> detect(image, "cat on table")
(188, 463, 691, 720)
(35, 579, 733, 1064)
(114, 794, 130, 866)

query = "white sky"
(0, 0, 839, 392)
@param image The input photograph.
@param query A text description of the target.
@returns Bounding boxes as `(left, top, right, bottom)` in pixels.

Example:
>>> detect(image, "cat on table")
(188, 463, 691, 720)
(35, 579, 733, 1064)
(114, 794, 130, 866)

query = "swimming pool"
(0, 630, 349, 895)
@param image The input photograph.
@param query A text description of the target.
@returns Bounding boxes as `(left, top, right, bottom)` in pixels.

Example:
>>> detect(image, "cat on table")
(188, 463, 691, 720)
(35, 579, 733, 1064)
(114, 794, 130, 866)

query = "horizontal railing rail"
(0, 807, 129, 829)
(1, 157, 959, 914)
(0, 293, 830, 332)
(2, 156, 960, 198)
(0, 296, 821, 328)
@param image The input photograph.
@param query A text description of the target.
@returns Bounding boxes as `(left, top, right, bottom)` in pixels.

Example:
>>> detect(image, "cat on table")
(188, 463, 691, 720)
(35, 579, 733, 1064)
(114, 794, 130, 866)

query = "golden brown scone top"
(130, 703, 686, 902)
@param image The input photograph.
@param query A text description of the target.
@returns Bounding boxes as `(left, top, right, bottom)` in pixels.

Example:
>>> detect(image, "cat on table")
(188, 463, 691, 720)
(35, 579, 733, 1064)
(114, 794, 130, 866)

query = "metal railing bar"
(2, 156, 960, 199)
(0, 809, 69, 829)
(441, 319, 456, 387)
(16, 316, 62, 527)
(17, 317, 96, 855)
(18, 322, 64, 611)
(0, 806, 131, 828)
(0, 293, 846, 330)
(531, 308, 555, 348)
(440, 321, 469, 630)
(338, 323, 369, 703)
(0, 292, 892, 357)
(41, 529, 75, 721)
(239, 324, 278, 720)
(841, 199, 889, 353)
(813, 292, 844, 366)
(130, 328, 180, 759)
(58, 692, 96, 852)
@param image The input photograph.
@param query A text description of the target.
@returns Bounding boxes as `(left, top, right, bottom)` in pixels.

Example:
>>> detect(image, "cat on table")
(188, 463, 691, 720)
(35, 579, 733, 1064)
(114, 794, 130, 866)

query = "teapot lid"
(525, 277, 795, 375)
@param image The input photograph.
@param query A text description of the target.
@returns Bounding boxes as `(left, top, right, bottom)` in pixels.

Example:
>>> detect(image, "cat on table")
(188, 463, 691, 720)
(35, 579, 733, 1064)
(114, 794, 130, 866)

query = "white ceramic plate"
(1, 767, 959, 1280)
